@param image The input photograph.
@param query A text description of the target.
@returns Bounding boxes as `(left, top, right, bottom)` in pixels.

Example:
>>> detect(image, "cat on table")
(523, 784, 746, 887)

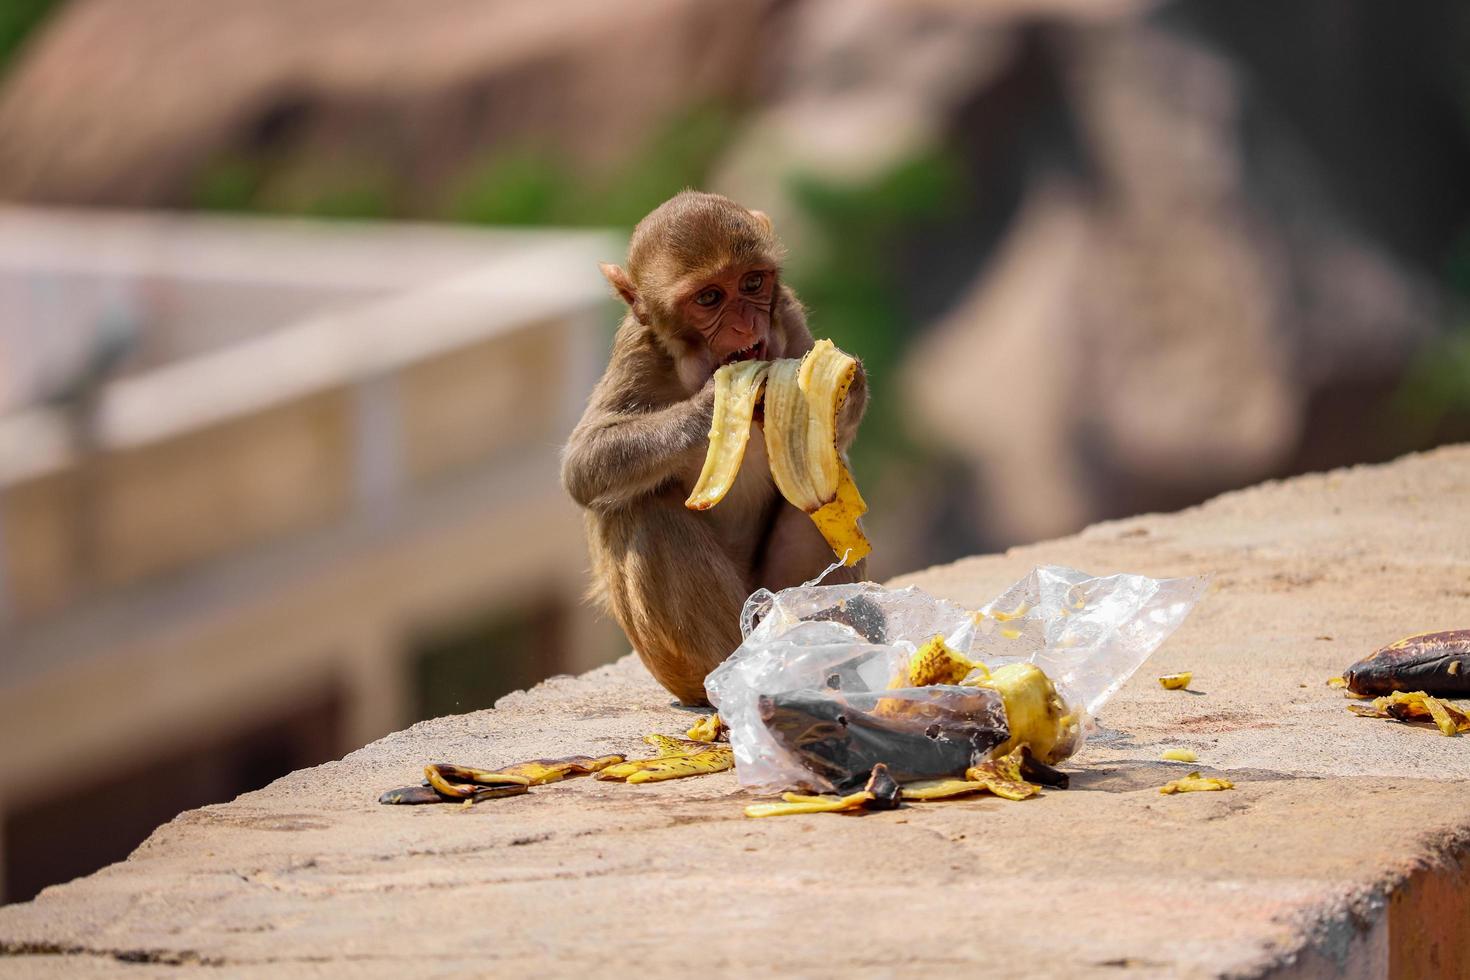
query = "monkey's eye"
(742, 272, 764, 293)
(695, 288, 723, 307)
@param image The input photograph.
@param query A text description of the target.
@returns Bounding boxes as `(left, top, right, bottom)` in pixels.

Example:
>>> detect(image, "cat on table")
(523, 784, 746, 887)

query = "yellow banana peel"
(685, 340, 871, 565)
(893, 634, 984, 688)
(686, 713, 725, 742)
(685, 360, 771, 509)
(745, 790, 873, 818)
(969, 663, 1078, 765)
(596, 737, 734, 783)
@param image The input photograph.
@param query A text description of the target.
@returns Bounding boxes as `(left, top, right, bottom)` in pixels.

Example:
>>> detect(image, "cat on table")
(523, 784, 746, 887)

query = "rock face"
(0, 0, 784, 208)
(2, 444, 1468, 976)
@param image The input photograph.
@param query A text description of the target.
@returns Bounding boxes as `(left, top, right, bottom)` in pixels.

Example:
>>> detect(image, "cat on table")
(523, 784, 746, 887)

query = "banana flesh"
(685, 360, 771, 510)
(1159, 772, 1234, 794)
(685, 339, 871, 565)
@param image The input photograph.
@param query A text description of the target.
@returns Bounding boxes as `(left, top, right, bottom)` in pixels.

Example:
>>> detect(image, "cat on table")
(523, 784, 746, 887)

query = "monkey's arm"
(562, 383, 715, 513)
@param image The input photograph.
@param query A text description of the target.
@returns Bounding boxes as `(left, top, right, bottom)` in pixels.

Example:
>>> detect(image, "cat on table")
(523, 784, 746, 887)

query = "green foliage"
(449, 152, 569, 226)
(0, 0, 63, 76)
(444, 102, 738, 230)
(190, 155, 267, 212)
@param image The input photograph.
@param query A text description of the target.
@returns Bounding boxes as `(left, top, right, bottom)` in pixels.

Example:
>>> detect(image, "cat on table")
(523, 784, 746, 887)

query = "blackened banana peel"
(1343, 629, 1470, 697)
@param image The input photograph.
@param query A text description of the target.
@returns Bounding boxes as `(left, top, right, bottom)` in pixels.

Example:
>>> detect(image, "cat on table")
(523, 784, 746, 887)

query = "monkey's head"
(601, 191, 789, 388)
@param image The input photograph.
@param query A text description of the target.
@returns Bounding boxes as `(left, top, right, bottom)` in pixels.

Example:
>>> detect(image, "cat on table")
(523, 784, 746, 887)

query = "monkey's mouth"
(722, 339, 767, 365)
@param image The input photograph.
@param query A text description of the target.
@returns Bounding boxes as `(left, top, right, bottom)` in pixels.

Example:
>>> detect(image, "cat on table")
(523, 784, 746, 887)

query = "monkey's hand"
(561, 381, 717, 513)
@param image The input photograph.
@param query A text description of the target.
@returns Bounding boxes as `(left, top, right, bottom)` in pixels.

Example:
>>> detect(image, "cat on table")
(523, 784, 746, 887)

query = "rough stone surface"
(3, 446, 1470, 977)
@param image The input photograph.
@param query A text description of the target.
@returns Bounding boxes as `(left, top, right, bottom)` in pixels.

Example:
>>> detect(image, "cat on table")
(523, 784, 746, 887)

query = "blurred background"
(3, 0, 1470, 904)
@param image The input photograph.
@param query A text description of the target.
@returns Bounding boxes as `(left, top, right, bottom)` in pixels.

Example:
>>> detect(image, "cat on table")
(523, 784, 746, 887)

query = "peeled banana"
(685, 339, 870, 565)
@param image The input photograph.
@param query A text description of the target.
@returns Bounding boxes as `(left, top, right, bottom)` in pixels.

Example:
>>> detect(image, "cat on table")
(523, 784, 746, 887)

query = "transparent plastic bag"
(705, 565, 1208, 793)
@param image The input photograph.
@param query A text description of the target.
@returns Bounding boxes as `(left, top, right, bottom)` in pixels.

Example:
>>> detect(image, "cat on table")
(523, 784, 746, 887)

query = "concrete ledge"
(3, 446, 1469, 977)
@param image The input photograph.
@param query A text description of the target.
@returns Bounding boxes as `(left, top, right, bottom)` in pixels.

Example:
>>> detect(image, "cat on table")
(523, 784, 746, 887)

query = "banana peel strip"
(746, 790, 873, 818)
(685, 361, 771, 510)
(795, 338, 854, 504)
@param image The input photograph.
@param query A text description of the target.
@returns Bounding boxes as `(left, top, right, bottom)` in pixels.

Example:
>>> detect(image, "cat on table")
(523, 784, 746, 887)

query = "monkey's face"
(681, 266, 778, 365)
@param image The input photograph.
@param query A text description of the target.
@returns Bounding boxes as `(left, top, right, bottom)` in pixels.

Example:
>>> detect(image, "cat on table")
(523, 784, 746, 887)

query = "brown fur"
(562, 191, 868, 704)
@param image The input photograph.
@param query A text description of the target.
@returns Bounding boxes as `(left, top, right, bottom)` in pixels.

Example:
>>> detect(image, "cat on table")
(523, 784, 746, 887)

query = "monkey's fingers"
(685, 360, 770, 510)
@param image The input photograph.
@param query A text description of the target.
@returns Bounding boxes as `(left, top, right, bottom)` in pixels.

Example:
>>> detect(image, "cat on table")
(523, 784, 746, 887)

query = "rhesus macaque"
(562, 191, 868, 705)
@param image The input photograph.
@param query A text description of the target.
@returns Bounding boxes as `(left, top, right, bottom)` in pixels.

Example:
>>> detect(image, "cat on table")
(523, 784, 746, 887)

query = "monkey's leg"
(613, 505, 753, 706)
(755, 503, 867, 594)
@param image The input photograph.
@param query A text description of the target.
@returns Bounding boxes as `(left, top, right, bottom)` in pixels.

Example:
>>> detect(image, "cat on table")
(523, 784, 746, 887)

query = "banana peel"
(596, 735, 734, 783)
(685, 360, 771, 509)
(746, 763, 900, 817)
(892, 634, 985, 688)
(968, 662, 1078, 765)
(1347, 690, 1470, 736)
(686, 713, 726, 742)
(746, 790, 873, 818)
(686, 340, 871, 565)
(1159, 672, 1192, 690)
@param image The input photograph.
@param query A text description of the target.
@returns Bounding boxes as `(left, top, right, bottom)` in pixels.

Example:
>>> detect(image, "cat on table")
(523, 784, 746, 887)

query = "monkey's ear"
(599, 262, 639, 309)
(749, 210, 774, 235)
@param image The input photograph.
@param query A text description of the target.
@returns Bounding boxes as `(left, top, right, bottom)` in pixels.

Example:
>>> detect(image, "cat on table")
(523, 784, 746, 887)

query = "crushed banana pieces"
(1159, 772, 1234, 794)
(893, 634, 984, 688)
(1347, 691, 1470, 737)
(1326, 676, 1348, 689)
(1159, 672, 1193, 690)
(687, 339, 871, 565)
(1159, 749, 1198, 763)
(686, 713, 726, 742)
